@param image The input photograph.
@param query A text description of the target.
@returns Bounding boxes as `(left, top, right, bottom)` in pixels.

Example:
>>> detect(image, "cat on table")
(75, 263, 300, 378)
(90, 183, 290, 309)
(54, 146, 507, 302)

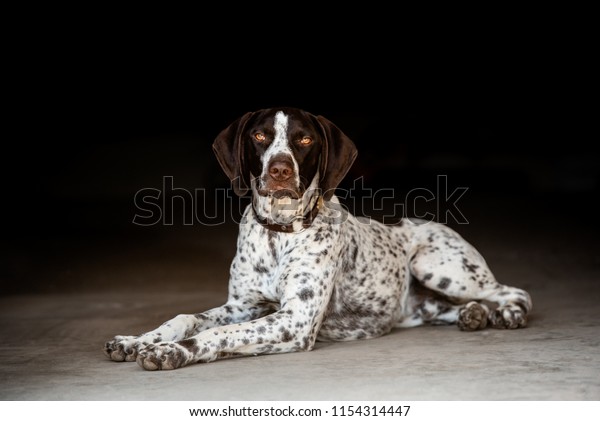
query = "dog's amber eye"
(254, 132, 266, 142)
(299, 136, 313, 146)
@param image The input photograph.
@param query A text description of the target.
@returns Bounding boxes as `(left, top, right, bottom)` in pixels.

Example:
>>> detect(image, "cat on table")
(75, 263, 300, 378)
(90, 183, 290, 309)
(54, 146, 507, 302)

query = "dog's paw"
(458, 301, 489, 331)
(136, 343, 191, 370)
(104, 335, 140, 362)
(489, 304, 527, 329)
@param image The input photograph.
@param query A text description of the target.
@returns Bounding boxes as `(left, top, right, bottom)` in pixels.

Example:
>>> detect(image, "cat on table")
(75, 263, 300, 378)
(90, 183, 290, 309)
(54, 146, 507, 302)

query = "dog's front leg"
(104, 302, 271, 362)
(136, 262, 339, 370)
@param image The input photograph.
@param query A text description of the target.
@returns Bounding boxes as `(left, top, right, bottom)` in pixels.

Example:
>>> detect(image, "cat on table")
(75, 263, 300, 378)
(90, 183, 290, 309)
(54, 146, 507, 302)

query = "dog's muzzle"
(257, 155, 301, 198)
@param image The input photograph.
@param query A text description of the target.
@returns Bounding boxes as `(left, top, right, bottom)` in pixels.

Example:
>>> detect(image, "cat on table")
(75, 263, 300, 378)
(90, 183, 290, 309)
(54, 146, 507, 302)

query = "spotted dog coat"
(104, 107, 532, 370)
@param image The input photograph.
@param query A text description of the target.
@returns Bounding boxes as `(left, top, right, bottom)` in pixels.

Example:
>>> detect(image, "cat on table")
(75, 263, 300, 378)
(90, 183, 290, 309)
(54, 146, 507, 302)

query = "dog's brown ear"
(212, 112, 254, 196)
(316, 115, 358, 200)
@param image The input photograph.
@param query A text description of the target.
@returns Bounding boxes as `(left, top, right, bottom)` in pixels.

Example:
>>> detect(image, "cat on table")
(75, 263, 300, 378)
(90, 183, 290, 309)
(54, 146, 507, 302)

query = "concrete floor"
(1, 196, 599, 401)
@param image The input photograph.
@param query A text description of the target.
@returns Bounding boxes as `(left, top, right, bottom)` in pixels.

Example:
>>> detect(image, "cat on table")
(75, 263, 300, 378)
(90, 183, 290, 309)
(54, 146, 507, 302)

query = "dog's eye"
(254, 132, 266, 142)
(299, 136, 313, 146)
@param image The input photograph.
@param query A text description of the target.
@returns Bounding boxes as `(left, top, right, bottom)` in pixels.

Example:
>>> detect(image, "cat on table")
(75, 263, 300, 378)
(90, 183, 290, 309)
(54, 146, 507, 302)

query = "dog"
(104, 107, 532, 370)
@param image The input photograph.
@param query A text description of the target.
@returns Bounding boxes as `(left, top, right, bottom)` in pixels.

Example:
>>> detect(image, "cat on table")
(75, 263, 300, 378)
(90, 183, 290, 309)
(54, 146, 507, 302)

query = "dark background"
(1, 59, 598, 294)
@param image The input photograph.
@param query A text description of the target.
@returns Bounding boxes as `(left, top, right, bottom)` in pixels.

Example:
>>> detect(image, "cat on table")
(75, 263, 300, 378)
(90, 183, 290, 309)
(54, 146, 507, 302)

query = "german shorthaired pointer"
(104, 107, 532, 370)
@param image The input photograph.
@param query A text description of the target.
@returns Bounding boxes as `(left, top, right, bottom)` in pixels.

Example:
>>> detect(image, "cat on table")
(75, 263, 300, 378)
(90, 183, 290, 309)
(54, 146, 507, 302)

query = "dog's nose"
(268, 159, 294, 181)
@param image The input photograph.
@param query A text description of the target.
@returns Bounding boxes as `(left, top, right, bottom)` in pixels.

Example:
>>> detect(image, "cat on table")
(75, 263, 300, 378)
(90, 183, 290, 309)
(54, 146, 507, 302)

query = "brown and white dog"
(104, 107, 532, 370)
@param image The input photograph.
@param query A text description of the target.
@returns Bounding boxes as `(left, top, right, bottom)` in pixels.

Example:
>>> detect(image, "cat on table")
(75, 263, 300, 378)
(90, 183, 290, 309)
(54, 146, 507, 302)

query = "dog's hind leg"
(398, 279, 490, 331)
(406, 221, 532, 330)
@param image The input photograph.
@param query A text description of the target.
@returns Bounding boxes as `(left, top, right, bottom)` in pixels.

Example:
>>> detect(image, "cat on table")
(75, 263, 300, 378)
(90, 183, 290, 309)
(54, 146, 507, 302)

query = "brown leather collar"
(253, 196, 323, 233)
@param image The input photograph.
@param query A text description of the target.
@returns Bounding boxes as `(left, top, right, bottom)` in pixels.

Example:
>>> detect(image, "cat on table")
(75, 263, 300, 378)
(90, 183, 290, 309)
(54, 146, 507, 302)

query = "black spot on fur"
(302, 336, 310, 350)
(298, 288, 315, 301)
(179, 338, 199, 354)
(437, 277, 452, 289)
(167, 349, 185, 368)
(254, 264, 269, 273)
(268, 230, 277, 259)
(281, 330, 293, 342)
(422, 273, 433, 281)
(260, 344, 274, 353)
(462, 257, 479, 273)
(257, 326, 267, 334)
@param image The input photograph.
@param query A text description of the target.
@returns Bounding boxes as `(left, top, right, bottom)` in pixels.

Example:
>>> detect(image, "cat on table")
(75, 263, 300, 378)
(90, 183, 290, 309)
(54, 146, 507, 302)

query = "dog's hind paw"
(458, 302, 489, 331)
(489, 304, 528, 329)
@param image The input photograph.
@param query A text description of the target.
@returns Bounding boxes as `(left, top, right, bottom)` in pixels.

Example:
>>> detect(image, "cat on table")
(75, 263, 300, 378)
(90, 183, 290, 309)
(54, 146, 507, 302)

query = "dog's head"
(213, 107, 357, 201)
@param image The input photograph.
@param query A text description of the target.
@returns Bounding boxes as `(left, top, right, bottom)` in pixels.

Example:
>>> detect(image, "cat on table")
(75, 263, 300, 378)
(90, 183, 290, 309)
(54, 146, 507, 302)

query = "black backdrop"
(1, 66, 598, 293)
